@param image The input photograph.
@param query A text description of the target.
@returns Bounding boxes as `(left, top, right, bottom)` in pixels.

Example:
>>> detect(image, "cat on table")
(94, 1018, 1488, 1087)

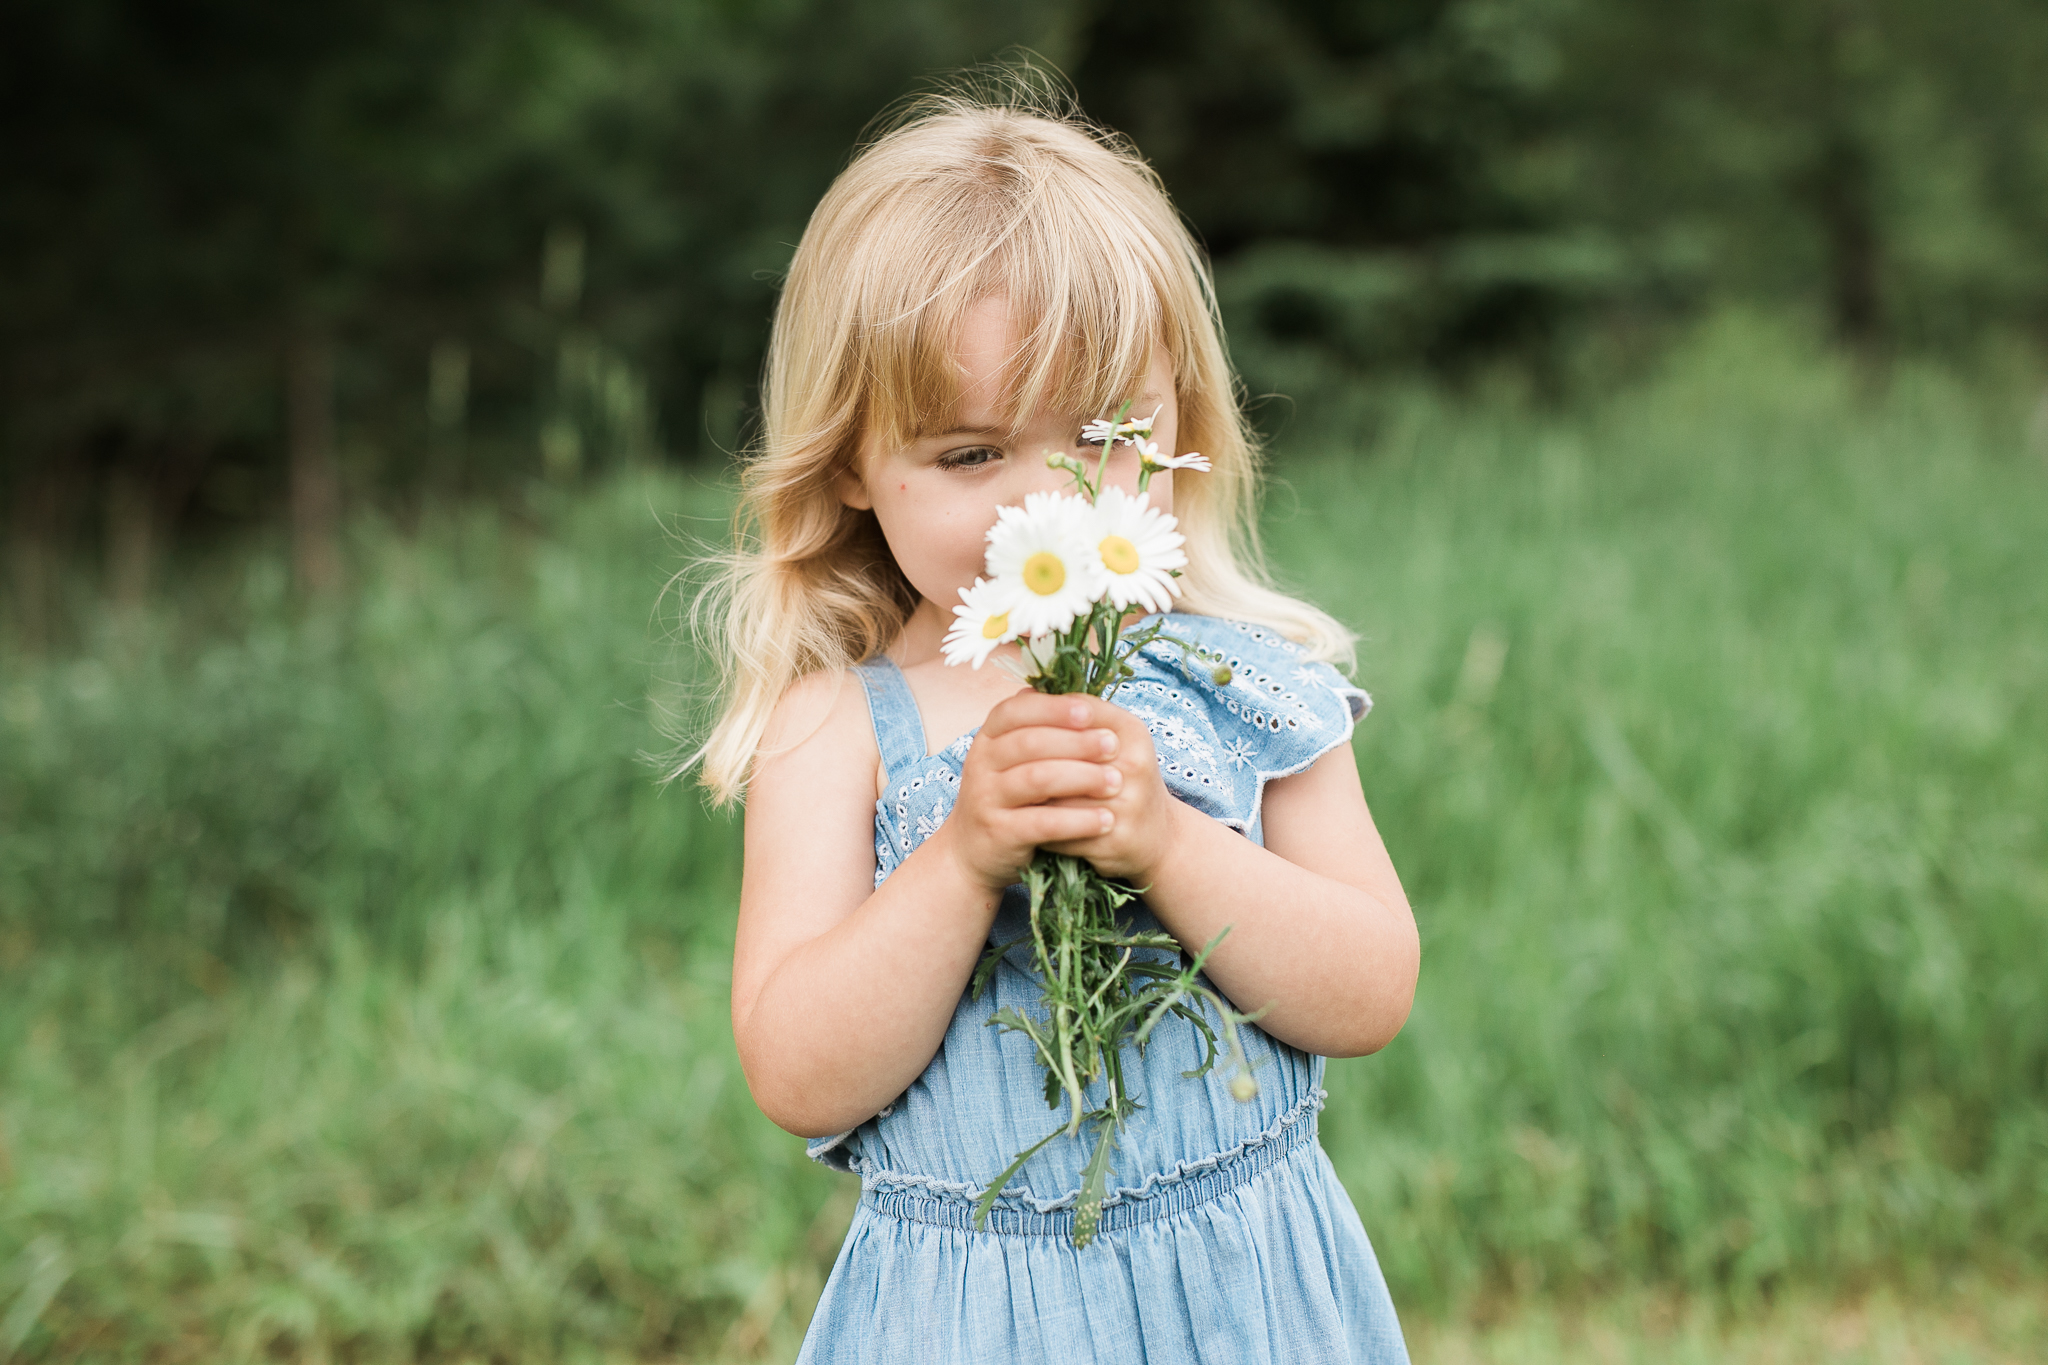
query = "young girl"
(694, 87, 1419, 1364)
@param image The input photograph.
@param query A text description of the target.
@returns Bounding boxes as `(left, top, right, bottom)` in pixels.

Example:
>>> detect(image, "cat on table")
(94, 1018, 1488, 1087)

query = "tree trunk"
(1812, 2, 1885, 357)
(288, 330, 342, 596)
(1816, 132, 1883, 352)
(6, 474, 68, 650)
(104, 469, 156, 612)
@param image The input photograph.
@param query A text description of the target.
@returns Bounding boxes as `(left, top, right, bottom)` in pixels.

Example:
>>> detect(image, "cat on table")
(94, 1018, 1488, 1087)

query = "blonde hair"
(685, 76, 1354, 803)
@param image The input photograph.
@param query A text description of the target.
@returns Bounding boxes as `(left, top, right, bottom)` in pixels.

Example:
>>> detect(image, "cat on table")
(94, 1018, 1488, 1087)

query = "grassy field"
(2, 317, 2045, 1360)
(1411, 1274, 2046, 1364)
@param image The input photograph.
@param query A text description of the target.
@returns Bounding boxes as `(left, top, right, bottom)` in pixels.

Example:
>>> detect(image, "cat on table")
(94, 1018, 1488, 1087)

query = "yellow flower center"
(980, 610, 1010, 640)
(1099, 535, 1139, 575)
(1022, 552, 1066, 596)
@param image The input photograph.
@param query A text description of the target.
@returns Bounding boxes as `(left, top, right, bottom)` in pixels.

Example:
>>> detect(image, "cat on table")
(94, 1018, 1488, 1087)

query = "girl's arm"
(732, 678, 1124, 1138)
(1043, 699, 1419, 1059)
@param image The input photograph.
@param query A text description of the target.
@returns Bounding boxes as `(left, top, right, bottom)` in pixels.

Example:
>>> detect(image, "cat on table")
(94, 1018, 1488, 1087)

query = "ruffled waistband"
(859, 1095, 1322, 1237)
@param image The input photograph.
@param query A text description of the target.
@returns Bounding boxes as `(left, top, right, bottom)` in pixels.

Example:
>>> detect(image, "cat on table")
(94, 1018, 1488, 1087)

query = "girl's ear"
(834, 461, 873, 510)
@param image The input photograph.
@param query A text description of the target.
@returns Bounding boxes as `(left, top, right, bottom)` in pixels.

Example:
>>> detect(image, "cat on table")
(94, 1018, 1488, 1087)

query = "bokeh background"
(3, 2, 2046, 1361)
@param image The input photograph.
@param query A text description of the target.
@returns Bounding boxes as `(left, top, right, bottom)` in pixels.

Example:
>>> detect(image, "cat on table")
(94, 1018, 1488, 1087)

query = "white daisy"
(941, 576, 1021, 668)
(1080, 417, 1124, 448)
(1080, 406, 1160, 447)
(984, 491, 1104, 636)
(1089, 486, 1186, 614)
(1135, 436, 1211, 474)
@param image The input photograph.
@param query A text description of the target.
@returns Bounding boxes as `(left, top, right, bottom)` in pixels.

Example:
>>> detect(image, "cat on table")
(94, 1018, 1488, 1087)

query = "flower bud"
(1212, 666, 1233, 686)
(1228, 1072, 1259, 1102)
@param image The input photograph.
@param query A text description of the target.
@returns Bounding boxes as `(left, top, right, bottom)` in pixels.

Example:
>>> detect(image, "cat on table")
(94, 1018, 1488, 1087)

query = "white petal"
(1019, 632, 1060, 677)
(942, 577, 1021, 668)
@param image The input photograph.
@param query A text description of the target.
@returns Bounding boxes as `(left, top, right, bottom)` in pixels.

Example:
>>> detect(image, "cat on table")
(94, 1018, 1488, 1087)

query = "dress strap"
(852, 656, 930, 782)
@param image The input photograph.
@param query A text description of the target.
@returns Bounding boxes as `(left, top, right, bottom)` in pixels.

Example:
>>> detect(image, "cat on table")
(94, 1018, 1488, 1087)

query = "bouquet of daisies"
(940, 405, 1262, 1248)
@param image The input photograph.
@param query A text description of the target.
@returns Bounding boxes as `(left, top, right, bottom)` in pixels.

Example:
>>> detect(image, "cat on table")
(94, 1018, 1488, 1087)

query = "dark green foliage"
(1077, 0, 1596, 393)
(0, 0, 1073, 610)
(10, 0, 2048, 609)
(1090, 0, 2048, 447)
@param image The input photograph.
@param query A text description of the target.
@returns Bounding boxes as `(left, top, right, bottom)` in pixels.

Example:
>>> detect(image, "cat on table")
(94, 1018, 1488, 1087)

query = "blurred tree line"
(4, 0, 2045, 636)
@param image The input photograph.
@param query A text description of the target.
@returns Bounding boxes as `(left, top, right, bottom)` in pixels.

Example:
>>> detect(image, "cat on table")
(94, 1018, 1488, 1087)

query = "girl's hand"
(1038, 696, 1177, 884)
(939, 691, 1128, 891)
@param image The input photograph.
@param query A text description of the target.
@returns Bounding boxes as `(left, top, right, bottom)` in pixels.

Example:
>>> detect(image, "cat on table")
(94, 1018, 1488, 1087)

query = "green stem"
(972, 393, 1267, 1248)
(1090, 398, 1132, 500)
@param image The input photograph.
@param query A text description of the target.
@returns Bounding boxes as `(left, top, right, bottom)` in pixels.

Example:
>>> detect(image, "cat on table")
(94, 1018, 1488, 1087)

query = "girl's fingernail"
(1098, 730, 1118, 756)
(1099, 809, 1115, 833)
(1103, 769, 1122, 794)
(1069, 703, 1089, 725)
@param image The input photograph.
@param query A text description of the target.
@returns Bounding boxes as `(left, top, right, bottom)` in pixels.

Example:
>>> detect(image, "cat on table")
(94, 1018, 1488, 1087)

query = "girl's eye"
(937, 445, 1002, 471)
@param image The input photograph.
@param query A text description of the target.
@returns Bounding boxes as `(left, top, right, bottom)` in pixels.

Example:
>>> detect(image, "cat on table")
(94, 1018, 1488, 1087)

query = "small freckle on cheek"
(899, 483, 906, 492)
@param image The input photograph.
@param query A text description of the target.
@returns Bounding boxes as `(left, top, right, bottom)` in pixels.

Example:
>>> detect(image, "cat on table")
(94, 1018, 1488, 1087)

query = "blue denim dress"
(797, 614, 1409, 1364)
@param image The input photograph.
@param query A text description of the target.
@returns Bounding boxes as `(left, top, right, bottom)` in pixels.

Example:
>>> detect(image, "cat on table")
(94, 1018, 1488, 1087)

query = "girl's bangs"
(859, 195, 1172, 451)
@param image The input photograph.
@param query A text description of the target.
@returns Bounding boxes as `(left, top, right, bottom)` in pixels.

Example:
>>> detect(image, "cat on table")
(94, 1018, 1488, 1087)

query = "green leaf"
(1069, 1113, 1121, 1249)
(971, 1122, 1068, 1233)
(971, 934, 1030, 1001)
(1174, 1004, 1221, 1078)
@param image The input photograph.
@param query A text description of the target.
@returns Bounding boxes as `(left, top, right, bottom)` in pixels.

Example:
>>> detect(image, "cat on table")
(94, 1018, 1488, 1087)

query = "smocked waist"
(858, 1091, 1321, 1237)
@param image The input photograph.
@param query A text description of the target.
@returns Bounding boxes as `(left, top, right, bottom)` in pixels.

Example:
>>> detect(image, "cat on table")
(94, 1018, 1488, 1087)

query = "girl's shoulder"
(755, 666, 882, 797)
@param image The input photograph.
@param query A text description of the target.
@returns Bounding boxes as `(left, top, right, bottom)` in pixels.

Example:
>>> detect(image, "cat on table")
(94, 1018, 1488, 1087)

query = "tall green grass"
(2, 318, 2044, 1360)
(1298, 320, 2048, 1307)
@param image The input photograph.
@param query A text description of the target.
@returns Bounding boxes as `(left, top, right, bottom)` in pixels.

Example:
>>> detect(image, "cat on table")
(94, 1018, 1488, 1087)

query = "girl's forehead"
(947, 296, 1028, 426)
